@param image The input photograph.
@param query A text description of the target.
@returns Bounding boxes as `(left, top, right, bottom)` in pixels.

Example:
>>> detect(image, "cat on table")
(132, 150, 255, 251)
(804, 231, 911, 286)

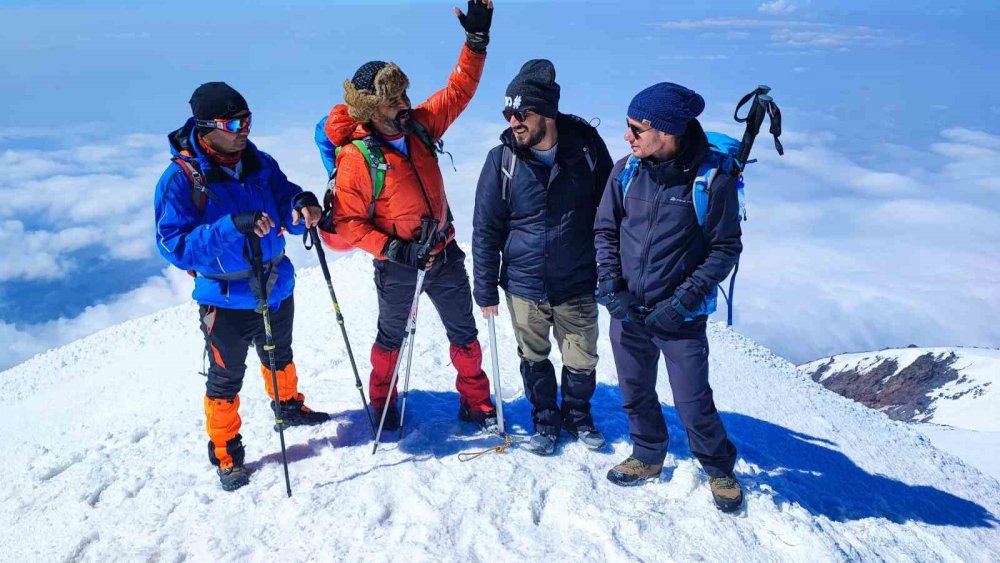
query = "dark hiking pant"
(370, 241, 492, 411)
(374, 241, 478, 350)
(609, 317, 737, 478)
(199, 296, 295, 400)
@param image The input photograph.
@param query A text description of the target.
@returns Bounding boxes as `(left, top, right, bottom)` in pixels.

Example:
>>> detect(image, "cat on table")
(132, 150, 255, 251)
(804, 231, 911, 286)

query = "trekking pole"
(396, 218, 439, 440)
(372, 218, 438, 454)
(372, 271, 425, 454)
(487, 314, 506, 435)
(248, 235, 293, 497)
(724, 86, 784, 327)
(304, 227, 376, 439)
(733, 85, 783, 169)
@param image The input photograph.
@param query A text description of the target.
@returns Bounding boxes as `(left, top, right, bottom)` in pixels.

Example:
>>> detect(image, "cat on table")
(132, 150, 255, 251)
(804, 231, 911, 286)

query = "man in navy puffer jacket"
(155, 82, 330, 491)
(593, 82, 744, 513)
(473, 60, 613, 455)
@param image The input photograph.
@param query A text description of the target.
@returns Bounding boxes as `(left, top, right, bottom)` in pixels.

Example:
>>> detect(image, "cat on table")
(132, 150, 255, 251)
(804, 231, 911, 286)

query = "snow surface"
(916, 424, 1000, 482)
(2, 247, 999, 561)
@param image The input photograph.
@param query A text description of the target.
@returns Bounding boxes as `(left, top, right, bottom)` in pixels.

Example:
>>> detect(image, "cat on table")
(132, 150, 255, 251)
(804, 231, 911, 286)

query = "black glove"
(457, 0, 493, 52)
(383, 238, 432, 270)
(643, 301, 684, 332)
(644, 285, 702, 332)
(231, 211, 263, 236)
(293, 191, 320, 213)
(596, 278, 640, 322)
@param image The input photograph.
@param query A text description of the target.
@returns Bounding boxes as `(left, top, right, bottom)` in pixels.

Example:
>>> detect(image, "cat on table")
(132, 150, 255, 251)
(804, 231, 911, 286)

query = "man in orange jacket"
(322, 0, 498, 432)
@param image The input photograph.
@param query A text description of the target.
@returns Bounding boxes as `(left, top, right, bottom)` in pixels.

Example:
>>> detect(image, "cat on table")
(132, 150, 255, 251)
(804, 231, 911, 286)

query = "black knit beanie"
(504, 59, 560, 119)
(189, 82, 248, 121)
(352, 61, 389, 92)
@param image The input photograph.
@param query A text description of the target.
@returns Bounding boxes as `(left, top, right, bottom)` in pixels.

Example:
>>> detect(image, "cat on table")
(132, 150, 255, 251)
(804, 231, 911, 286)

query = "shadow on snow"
(252, 382, 998, 528)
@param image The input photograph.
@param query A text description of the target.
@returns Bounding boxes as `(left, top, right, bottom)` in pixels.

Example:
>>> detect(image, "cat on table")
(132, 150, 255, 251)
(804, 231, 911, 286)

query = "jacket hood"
(326, 104, 373, 146)
(167, 118, 200, 158)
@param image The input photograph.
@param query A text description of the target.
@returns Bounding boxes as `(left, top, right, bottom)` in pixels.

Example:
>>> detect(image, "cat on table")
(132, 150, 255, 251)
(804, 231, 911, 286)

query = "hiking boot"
(606, 456, 663, 487)
(459, 404, 499, 434)
(567, 425, 605, 450)
(272, 398, 330, 431)
(217, 464, 250, 491)
(709, 475, 744, 513)
(375, 403, 401, 432)
(522, 432, 558, 456)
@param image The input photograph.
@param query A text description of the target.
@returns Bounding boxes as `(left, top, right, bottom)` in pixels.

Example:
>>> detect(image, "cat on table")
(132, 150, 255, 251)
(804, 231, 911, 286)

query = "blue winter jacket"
(473, 114, 613, 307)
(154, 119, 307, 310)
(593, 138, 743, 314)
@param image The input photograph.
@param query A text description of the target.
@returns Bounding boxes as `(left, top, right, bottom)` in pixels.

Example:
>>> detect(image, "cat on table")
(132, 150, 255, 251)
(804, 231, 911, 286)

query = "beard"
(392, 109, 414, 134)
(513, 119, 548, 149)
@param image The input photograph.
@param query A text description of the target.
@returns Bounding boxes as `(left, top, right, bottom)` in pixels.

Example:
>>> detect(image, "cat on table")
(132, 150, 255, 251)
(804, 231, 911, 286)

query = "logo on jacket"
(504, 95, 522, 110)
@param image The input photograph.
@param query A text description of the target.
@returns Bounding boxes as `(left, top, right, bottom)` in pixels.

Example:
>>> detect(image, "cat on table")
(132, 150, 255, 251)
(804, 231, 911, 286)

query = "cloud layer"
(1, 116, 997, 370)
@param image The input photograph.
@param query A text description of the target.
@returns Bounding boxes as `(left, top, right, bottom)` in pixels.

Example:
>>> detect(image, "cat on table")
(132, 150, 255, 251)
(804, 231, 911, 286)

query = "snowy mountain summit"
(2, 248, 999, 560)
(799, 347, 1000, 431)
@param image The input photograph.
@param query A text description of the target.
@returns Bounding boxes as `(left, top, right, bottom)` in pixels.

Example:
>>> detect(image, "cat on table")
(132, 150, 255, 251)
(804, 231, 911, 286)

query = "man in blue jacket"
(154, 82, 330, 491)
(593, 82, 743, 512)
(473, 60, 613, 455)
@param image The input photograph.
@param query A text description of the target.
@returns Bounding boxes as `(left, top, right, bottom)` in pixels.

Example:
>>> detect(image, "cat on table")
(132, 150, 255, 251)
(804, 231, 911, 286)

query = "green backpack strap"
(347, 139, 387, 223)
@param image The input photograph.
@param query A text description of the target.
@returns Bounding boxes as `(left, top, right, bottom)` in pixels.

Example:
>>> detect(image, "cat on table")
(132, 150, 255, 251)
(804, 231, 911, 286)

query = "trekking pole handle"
(418, 218, 440, 250)
(306, 227, 334, 279)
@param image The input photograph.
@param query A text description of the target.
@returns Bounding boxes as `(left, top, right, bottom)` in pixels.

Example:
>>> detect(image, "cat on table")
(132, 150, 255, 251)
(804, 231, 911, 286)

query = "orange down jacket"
(325, 44, 486, 259)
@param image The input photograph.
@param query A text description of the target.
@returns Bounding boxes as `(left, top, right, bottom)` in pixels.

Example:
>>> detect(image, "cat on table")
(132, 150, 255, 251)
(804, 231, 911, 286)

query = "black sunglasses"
(503, 108, 535, 122)
(627, 121, 653, 138)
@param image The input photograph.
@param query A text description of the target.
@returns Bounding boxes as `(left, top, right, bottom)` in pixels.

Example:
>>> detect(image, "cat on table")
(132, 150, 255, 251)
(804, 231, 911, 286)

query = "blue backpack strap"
(616, 155, 640, 196)
(692, 160, 717, 227)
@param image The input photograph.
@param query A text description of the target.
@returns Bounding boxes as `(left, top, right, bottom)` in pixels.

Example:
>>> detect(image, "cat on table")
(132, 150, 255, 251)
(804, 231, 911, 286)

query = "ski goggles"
(195, 113, 252, 134)
(502, 108, 535, 123)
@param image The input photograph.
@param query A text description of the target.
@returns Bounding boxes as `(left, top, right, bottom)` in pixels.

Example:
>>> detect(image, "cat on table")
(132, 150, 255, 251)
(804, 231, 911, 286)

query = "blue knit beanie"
(627, 82, 705, 136)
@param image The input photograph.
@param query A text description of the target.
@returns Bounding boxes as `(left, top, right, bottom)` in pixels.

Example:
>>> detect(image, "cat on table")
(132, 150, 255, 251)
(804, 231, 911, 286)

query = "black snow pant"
(373, 241, 479, 350)
(199, 296, 295, 400)
(609, 317, 737, 478)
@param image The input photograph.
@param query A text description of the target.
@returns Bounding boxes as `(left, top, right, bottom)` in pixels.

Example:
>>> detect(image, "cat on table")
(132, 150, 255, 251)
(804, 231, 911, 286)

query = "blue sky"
(1, 0, 998, 369)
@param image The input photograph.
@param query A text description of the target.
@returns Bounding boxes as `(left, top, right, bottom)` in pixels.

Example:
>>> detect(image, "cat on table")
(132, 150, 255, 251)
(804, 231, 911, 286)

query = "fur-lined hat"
(343, 61, 410, 123)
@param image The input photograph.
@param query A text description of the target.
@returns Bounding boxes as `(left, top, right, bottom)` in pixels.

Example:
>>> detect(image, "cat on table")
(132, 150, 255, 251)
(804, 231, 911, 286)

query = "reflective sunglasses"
(626, 120, 653, 138)
(502, 108, 534, 122)
(196, 113, 252, 134)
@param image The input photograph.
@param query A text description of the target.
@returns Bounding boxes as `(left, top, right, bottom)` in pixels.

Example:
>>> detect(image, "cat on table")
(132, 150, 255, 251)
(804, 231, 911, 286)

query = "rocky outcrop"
(807, 352, 961, 422)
